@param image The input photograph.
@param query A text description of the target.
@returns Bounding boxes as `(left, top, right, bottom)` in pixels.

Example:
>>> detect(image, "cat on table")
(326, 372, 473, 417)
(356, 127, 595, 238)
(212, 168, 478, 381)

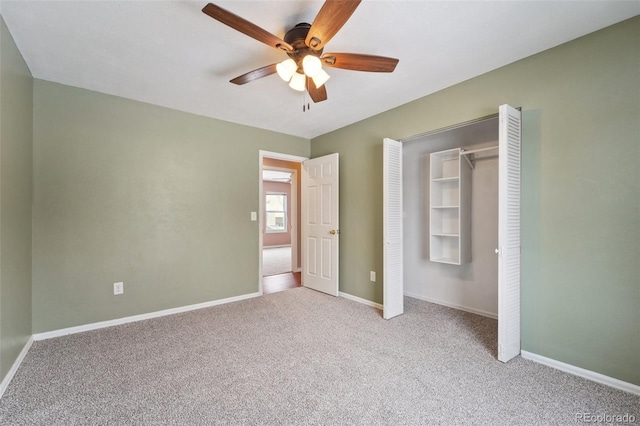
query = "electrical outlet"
(370, 271, 376, 282)
(113, 282, 124, 295)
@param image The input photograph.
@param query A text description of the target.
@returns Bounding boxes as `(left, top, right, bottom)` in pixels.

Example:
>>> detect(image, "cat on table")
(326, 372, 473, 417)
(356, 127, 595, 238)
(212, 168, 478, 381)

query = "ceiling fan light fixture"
(302, 55, 322, 77)
(276, 58, 297, 82)
(289, 72, 306, 91)
(311, 69, 331, 89)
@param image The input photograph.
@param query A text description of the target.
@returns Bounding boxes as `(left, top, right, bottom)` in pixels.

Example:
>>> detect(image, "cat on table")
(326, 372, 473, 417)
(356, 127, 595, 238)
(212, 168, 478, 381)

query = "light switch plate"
(251, 211, 257, 221)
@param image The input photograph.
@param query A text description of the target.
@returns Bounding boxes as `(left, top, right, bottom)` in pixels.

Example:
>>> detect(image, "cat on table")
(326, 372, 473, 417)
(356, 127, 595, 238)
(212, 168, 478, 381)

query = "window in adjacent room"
(266, 193, 287, 232)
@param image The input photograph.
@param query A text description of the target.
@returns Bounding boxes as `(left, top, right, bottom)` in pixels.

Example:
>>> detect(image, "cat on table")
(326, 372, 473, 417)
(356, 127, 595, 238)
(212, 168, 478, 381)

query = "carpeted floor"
(0, 288, 638, 425)
(263, 246, 292, 276)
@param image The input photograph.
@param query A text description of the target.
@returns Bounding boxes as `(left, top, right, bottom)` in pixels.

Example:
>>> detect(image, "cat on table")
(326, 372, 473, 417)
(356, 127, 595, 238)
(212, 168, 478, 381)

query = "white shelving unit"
(429, 148, 471, 265)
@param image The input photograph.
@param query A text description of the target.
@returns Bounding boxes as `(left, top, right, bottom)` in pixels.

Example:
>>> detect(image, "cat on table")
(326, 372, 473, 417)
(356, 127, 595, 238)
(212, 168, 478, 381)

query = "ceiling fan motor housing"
(284, 23, 323, 70)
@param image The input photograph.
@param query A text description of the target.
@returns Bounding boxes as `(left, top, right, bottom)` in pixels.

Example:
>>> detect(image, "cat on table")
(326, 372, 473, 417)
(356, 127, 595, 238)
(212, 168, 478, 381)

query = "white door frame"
(258, 151, 307, 295)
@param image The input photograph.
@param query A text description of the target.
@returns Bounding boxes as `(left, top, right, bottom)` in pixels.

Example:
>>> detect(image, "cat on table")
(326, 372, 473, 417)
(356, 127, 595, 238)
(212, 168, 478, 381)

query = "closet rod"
(460, 145, 498, 170)
(460, 145, 499, 156)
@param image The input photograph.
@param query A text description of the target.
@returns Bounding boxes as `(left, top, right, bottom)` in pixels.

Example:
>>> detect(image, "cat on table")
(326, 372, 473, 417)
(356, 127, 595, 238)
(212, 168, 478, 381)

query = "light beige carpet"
(1, 289, 638, 425)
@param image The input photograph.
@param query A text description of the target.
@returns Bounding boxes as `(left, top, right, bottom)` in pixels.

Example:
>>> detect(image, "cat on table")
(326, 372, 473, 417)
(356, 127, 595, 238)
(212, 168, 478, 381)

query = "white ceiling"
(1, 1, 638, 139)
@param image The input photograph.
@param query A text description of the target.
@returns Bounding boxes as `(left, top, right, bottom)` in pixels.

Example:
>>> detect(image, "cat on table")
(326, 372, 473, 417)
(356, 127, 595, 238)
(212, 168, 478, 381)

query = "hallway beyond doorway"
(263, 246, 292, 276)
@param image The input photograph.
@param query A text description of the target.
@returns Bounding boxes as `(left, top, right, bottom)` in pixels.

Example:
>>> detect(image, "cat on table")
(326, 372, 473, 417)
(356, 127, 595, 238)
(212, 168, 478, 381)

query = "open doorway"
(260, 152, 305, 294)
(263, 171, 293, 276)
(402, 116, 500, 317)
(383, 105, 522, 362)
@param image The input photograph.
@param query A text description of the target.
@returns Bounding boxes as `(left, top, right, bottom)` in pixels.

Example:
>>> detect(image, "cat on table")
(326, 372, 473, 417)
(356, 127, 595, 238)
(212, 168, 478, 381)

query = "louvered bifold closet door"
(383, 138, 404, 319)
(497, 105, 522, 362)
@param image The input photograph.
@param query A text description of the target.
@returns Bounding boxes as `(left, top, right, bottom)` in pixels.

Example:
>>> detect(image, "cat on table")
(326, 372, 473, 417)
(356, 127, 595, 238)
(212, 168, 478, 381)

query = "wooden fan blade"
(230, 64, 278, 85)
(321, 53, 399, 72)
(202, 3, 293, 52)
(306, 77, 328, 103)
(305, 0, 361, 51)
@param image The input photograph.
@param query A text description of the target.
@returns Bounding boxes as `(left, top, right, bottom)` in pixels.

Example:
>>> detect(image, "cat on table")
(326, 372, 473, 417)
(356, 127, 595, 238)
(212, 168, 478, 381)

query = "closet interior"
(403, 116, 500, 318)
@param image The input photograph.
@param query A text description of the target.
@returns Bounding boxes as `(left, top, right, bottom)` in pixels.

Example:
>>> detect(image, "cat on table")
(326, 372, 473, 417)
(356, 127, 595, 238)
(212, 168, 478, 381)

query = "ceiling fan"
(202, 0, 399, 104)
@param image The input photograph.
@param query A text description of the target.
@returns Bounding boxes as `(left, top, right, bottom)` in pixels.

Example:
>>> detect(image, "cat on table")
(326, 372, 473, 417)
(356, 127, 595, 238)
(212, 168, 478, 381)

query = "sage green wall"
(0, 16, 33, 381)
(311, 17, 639, 385)
(33, 80, 309, 333)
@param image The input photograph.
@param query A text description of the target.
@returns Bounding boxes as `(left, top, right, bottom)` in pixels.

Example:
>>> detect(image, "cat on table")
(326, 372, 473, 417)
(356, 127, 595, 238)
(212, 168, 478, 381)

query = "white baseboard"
(404, 291, 497, 319)
(263, 244, 291, 249)
(521, 350, 640, 396)
(339, 292, 383, 310)
(0, 336, 33, 399)
(33, 292, 261, 341)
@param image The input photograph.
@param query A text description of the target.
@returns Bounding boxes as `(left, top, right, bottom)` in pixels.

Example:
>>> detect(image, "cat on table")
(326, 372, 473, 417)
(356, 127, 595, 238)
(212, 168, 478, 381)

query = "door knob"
(330, 229, 341, 235)
(495, 248, 499, 254)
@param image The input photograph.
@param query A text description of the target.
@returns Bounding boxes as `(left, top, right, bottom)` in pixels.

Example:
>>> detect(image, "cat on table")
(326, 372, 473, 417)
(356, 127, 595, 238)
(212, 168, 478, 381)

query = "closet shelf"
(429, 147, 471, 265)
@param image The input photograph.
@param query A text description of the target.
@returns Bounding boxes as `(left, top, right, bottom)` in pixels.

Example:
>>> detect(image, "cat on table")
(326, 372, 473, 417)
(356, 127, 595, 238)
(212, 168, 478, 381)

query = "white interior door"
(497, 104, 522, 362)
(383, 138, 404, 319)
(302, 154, 339, 296)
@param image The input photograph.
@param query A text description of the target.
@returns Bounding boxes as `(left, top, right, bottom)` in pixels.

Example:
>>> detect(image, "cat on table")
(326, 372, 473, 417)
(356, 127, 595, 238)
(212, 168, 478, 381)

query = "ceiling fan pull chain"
(303, 91, 310, 112)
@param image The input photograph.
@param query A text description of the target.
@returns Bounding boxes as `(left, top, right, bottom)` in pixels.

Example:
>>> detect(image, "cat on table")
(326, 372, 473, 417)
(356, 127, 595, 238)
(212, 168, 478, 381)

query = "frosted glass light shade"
(302, 55, 322, 77)
(276, 59, 297, 82)
(311, 69, 330, 88)
(289, 72, 306, 91)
